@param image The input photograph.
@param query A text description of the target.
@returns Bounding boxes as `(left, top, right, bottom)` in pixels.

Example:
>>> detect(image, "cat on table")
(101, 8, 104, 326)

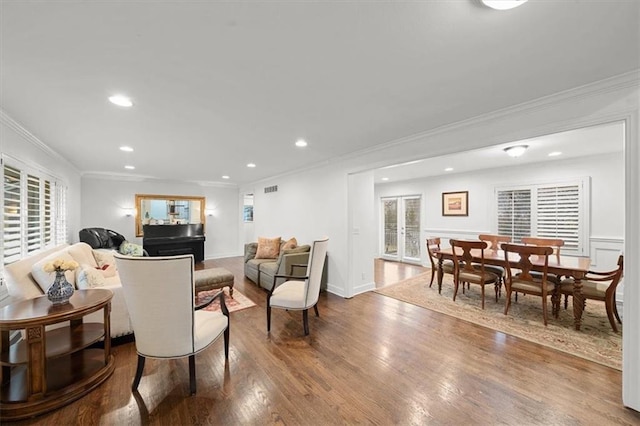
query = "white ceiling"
(1, 1, 638, 185)
(373, 120, 625, 183)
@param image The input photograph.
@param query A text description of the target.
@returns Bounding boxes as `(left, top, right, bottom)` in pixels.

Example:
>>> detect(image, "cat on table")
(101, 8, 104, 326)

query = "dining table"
(435, 246, 592, 330)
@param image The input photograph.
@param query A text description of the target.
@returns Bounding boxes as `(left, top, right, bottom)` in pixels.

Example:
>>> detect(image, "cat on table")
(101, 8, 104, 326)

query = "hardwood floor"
(13, 258, 639, 425)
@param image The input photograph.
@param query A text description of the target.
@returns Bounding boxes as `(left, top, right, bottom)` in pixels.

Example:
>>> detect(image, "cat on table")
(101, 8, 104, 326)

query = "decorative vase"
(47, 270, 74, 305)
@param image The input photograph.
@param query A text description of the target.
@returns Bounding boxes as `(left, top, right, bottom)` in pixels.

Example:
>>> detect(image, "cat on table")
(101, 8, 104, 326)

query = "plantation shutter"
(26, 174, 41, 254)
(55, 183, 68, 245)
(536, 184, 581, 251)
(3, 164, 22, 265)
(497, 189, 531, 243)
(44, 179, 53, 245)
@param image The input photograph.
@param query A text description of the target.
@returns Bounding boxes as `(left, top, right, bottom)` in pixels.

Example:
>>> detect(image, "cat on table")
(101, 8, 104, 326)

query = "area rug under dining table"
(375, 272, 622, 370)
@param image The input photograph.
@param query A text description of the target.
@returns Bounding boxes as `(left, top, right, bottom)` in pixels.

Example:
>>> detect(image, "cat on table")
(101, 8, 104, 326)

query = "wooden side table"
(0, 289, 114, 421)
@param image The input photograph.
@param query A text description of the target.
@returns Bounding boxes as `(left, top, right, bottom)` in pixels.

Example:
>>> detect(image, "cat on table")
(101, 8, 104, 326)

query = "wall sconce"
(503, 145, 528, 158)
(205, 209, 215, 217)
(123, 208, 135, 217)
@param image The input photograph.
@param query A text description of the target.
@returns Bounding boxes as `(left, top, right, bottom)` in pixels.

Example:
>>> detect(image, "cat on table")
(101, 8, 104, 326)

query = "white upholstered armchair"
(114, 253, 229, 395)
(267, 237, 328, 336)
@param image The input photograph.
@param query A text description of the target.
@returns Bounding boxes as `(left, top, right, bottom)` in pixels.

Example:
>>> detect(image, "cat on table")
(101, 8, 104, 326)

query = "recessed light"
(445, 167, 454, 172)
(119, 146, 134, 152)
(381, 177, 389, 181)
(109, 94, 133, 107)
(222, 175, 230, 179)
(548, 151, 562, 157)
(295, 139, 308, 148)
(481, 0, 528, 11)
(124, 165, 135, 170)
(247, 163, 256, 168)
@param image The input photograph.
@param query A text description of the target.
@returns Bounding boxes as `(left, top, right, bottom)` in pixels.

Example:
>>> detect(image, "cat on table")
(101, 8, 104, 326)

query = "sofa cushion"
(67, 242, 99, 268)
(282, 237, 297, 250)
(93, 249, 117, 277)
(255, 237, 281, 259)
(119, 241, 144, 256)
(31, 251, 78, 292)
(259, 261, 279, 276)
(76, 264, 106, 289)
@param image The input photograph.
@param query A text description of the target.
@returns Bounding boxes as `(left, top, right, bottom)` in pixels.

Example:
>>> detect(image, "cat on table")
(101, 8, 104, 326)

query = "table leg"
(1, 330, 10, 385)
(26, 324, 46, 398)
(572, 276, 586, 331)
(437, 258, 444, 294)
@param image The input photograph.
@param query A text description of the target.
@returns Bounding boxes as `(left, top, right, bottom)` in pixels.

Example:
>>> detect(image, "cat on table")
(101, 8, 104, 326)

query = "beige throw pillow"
(255, 237, 281, 259)
(282, 237, 298, 251)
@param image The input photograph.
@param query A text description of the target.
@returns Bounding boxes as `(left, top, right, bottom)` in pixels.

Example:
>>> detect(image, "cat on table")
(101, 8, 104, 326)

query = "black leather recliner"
(79, 228, 126, 250)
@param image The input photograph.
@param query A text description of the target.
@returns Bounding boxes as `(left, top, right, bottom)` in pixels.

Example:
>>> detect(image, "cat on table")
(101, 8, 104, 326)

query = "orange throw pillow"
(282, 237, 298, 251)
(255, 237, 281, 259)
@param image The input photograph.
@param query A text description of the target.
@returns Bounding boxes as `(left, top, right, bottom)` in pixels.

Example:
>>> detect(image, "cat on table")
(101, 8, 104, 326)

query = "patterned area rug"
(196, 286, 257, 314)
(375, 272, 622, 370)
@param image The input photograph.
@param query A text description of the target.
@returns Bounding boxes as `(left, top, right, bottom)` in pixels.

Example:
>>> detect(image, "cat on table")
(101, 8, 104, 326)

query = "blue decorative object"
(47, 270, 74, 305)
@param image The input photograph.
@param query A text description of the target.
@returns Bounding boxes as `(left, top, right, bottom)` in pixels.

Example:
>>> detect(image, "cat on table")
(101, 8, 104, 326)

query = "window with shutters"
(495, 178, 589, 256)
(2, 157, 68, 265)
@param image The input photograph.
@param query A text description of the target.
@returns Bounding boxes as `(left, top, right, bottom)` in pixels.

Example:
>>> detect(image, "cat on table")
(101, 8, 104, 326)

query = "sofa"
(4, 242, 133, 338)
(244, 240, 311, 290)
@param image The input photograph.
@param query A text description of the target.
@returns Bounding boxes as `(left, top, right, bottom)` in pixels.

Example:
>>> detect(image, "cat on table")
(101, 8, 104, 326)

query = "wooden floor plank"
(9, 257, 639, 425)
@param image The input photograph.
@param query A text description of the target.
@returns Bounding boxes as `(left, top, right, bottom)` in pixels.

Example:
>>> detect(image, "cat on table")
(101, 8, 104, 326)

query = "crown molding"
(82, 171, 238, 188)
(0, 109, 80, 173)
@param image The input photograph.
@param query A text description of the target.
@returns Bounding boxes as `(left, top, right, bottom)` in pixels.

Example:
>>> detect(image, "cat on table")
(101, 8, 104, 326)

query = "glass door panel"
(382, 199, 398, 257)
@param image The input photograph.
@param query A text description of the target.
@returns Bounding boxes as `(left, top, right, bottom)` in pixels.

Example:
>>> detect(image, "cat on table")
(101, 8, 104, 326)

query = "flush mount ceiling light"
(481, 0, 528, 10)
(222, 175, 230, 179)
(548, 151, 562, 157)
(504, 145, 528, 157)
(108, 94, 133, 107)
(247, 163, 256, 168)
(444, 167, 454, 172)
(124, 165, 135, 170)
(295, 139, 308, 148)
(119, 146, 134, 152)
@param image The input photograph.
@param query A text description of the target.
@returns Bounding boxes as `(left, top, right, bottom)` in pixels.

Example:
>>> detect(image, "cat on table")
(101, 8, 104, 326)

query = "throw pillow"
(31, 251, 78, 293)
(255, 237, 281, 259)
(282, 237, 298, 251)
(119, 241, 144, 257)
(93, 250, 117, 277)
(76, 264, 106, 289)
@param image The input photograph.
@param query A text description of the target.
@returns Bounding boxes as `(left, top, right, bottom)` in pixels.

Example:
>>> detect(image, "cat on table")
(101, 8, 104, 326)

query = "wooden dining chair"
(557, 254, 624, 332)
(426, 237, 454, 292)
(478, 234, 511, 290)
(521, 236, 565, 302)
(501, 243, 557, 326)
(450, 239, 500, 309)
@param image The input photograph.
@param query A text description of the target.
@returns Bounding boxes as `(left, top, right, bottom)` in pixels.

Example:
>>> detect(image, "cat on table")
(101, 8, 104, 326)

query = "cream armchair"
(267, 238, 329, 336)
(114, 253, 229, 395)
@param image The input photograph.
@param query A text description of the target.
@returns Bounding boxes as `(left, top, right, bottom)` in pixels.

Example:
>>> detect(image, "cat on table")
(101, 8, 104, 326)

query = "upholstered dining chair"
(450, 239, 500, 309)
(267, 237, 328, 336)
(501, 243, 556, 326)
(426, 237, 454, 291)
(478, 234, 511, 289)
(557, 254, 624, 332)
(114, 253, 229, 395)
(521, 236, 565, 302)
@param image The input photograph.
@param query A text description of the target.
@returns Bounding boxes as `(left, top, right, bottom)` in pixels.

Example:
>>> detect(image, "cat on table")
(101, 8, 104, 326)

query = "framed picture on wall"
(442, 191, 468, 216)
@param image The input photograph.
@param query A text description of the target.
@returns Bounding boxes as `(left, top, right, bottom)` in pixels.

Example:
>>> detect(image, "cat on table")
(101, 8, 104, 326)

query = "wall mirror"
(135, 194, 205, 237)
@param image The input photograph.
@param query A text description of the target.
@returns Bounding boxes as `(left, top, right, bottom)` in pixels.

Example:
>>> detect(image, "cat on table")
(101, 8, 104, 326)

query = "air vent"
(264, 185, 278, 194)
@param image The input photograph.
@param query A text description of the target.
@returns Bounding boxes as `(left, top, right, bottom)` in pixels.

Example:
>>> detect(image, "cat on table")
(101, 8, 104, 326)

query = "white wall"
(375, 151, 624, 268)
(81, 177, 240, 259)
(0, 114, 82, 244)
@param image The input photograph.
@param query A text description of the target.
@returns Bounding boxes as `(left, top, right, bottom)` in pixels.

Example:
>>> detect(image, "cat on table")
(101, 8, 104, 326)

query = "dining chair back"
(521, 236, 564, 263)
(501, 243, 556, 326)
(478, 234, 512, 251)
(449, 239, 500, 309)
(558, 254, 624, 332)
(426, 237, 454, 289)
(114, 253, 229, 395)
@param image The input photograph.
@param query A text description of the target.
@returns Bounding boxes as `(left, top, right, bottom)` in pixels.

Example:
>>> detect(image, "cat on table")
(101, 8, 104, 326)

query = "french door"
(381, 196, 421, 263)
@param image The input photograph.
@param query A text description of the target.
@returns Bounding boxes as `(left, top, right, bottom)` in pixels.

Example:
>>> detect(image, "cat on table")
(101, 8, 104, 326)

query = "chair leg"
(605, 297, 619, 333)
(494, 282, 500, 302)
(481, 285, 485, 310)
(564, 294, 569, 309)
(504, 291, 512, 315)
(303, 309, 309, 336)
(613, 298, 622, 324)
(224, 325, 230, 359)
(189, 355, 196, 395)
(429, 269, 435, 288)
(453, 279, 459, 302)
(132, 355, 145, 391)
(267, 305, 271, 332)
(542, 298, 548, 326)
(313, 304, 319, 317)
